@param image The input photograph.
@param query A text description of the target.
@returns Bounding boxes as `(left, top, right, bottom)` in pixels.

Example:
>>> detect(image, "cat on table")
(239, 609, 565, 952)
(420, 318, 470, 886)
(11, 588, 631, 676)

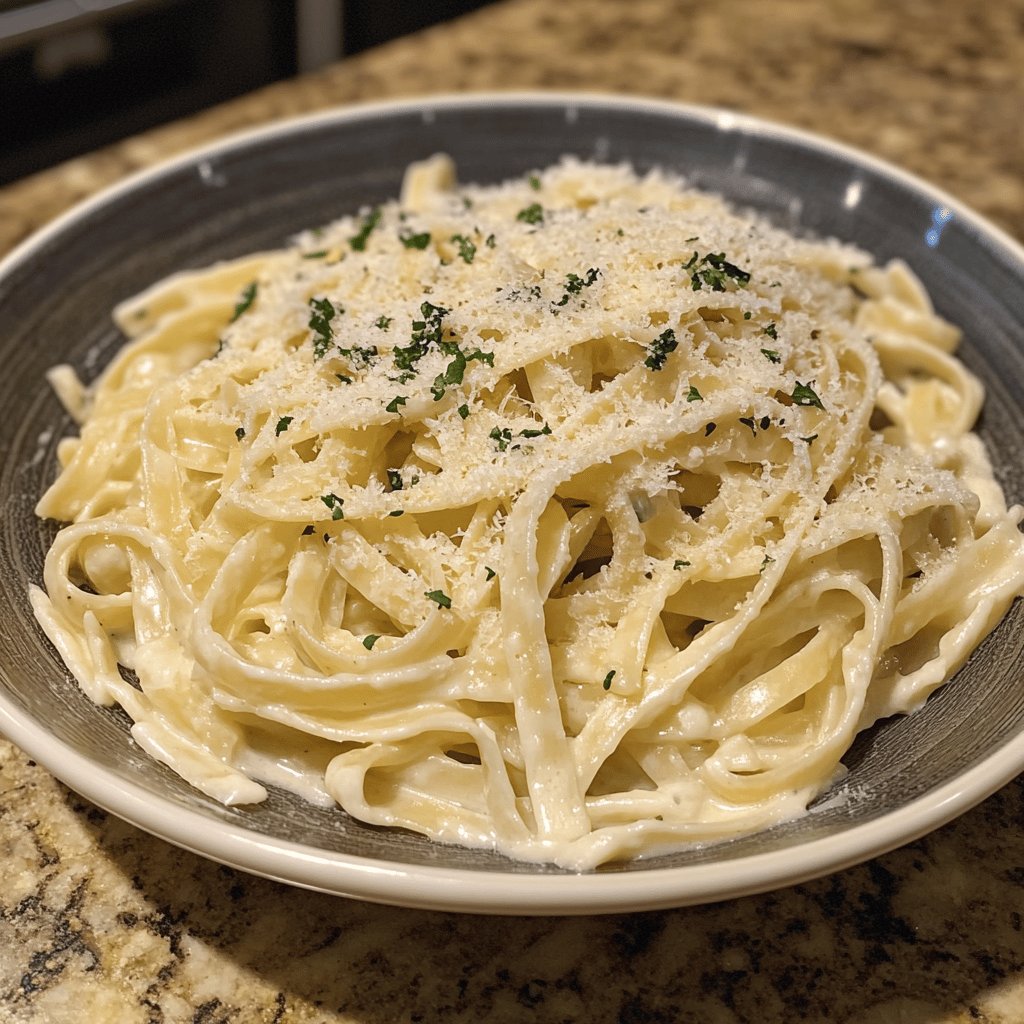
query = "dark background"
(0, 0, 496, 185)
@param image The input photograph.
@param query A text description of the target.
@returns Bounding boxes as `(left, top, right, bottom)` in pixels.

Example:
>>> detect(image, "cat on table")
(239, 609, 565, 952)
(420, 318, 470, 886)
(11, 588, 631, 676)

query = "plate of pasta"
(2, 94, 1024, 914)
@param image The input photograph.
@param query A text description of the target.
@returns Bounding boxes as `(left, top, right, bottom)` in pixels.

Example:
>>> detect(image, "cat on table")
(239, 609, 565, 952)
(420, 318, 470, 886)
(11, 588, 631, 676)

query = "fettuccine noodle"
(31, 157, 1024, 868)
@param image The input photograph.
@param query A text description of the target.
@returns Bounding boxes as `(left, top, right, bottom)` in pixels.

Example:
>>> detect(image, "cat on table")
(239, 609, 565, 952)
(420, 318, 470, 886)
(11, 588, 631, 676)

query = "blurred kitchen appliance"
(0, 0, 318, 183)
(0, 0, 494, 185)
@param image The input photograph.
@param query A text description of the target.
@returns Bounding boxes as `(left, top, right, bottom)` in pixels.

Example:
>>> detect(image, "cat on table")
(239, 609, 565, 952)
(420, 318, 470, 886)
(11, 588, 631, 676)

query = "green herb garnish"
(555, 268, 600, 306)
(516, 203, 544, 226)
(644, 328, 678, 371)
(393, 301, 449, 371)
(337, 344, 377, 367)
(231, 282, 257, 322)
(791, 381, 826, 410)
(275, 416, 293, 436)
(683, 251, 751, 292)
(762, 322, 778, 340)
(518, 424, 552, 439)
(234, 426, 246, 440)
(374, 315, 393, 331)
(320, 493, 345, 520)
(362, 634, 380, 650)
(673, 560, 691, 570)
(602, 670, 616, 691)
(687, 386, 703, 402)
(308, 296, 338, 359)
(425, 589, 452, 609)
(485, 566, 496, 581)
(399, 229, 432, 250)
(349, 208, 381, 251)
(385, 395, 407, 414)
(761, 349, 781, 363)
(458, 403, 470, 420)
(451, 234, 477, 264)
(489, 426, 513, 452)
(431, 346, 468, 401)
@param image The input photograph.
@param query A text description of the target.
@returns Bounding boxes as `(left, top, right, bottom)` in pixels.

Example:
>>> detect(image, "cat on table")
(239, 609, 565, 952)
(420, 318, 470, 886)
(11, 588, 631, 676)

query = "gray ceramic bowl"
(2, 95, 1024, 914)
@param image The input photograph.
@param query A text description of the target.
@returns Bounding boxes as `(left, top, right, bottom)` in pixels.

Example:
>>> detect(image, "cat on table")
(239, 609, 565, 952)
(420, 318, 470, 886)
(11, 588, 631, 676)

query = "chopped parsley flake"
(399, 229, 432, 250)
(687, 385, 703, 402)
(489, 426, 514, 452)
(335, 373, 352, 384)
(602, 670, 616, 691)
(387, 469, 403, 491)
(431, 343, 492, 402)
(760, 554, 775, 573)
(275, 416, 293, 436)
(791, 381, 826, 410)
(528, 174, 541, 191)
(516, 202, 544, 225)
(800, 433, 818, 444)
(320, 493, 345, 520)
(374, 315, 393, 331)
(386, 395, 407, 414)
(451, 234, 477, 264)
(231, 282, 257, 322)
(762, 322, 778, 340)
(555, 268, 600, 306)
(466, 348, 494, 367)
(458, 403, 470, 419)
(234, 426, 245, 440)
(302, 250, 328, 260)
(337, 344, 378, 367)
(673, 560, 691, 570)
(761, 349, 781, 363)
(308, 296, 338, 359)
(644, 328, 678, 371)
(393, 301, 450, 371)
(362, 634, 380, 650)
(432, 347, 467, 401)
(683, 251, 751, 292)
(349, 207, 381, 251)
(485, 233, 496, 248)
(485, 566, 496, 581)
(389, 510, 404, 517)
(519, 423, 552, 439)
(425, 589, 452, 609)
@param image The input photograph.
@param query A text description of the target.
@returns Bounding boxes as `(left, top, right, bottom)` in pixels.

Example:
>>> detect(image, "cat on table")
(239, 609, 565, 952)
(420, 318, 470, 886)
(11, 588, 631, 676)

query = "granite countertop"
(2, 1, 1024, 1021)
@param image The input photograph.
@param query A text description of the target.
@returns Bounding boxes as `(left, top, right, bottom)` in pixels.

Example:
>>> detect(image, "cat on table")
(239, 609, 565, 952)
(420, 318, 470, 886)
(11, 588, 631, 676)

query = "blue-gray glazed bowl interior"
(1, 95, 1023, 912)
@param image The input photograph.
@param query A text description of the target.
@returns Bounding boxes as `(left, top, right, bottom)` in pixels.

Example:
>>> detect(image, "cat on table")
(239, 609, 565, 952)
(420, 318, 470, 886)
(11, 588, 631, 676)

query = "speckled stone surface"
(2, 1, 1024, 1021)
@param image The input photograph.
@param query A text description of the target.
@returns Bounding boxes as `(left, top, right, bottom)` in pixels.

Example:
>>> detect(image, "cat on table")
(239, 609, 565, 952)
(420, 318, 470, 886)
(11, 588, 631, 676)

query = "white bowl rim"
(2, 91, 1024, 915)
